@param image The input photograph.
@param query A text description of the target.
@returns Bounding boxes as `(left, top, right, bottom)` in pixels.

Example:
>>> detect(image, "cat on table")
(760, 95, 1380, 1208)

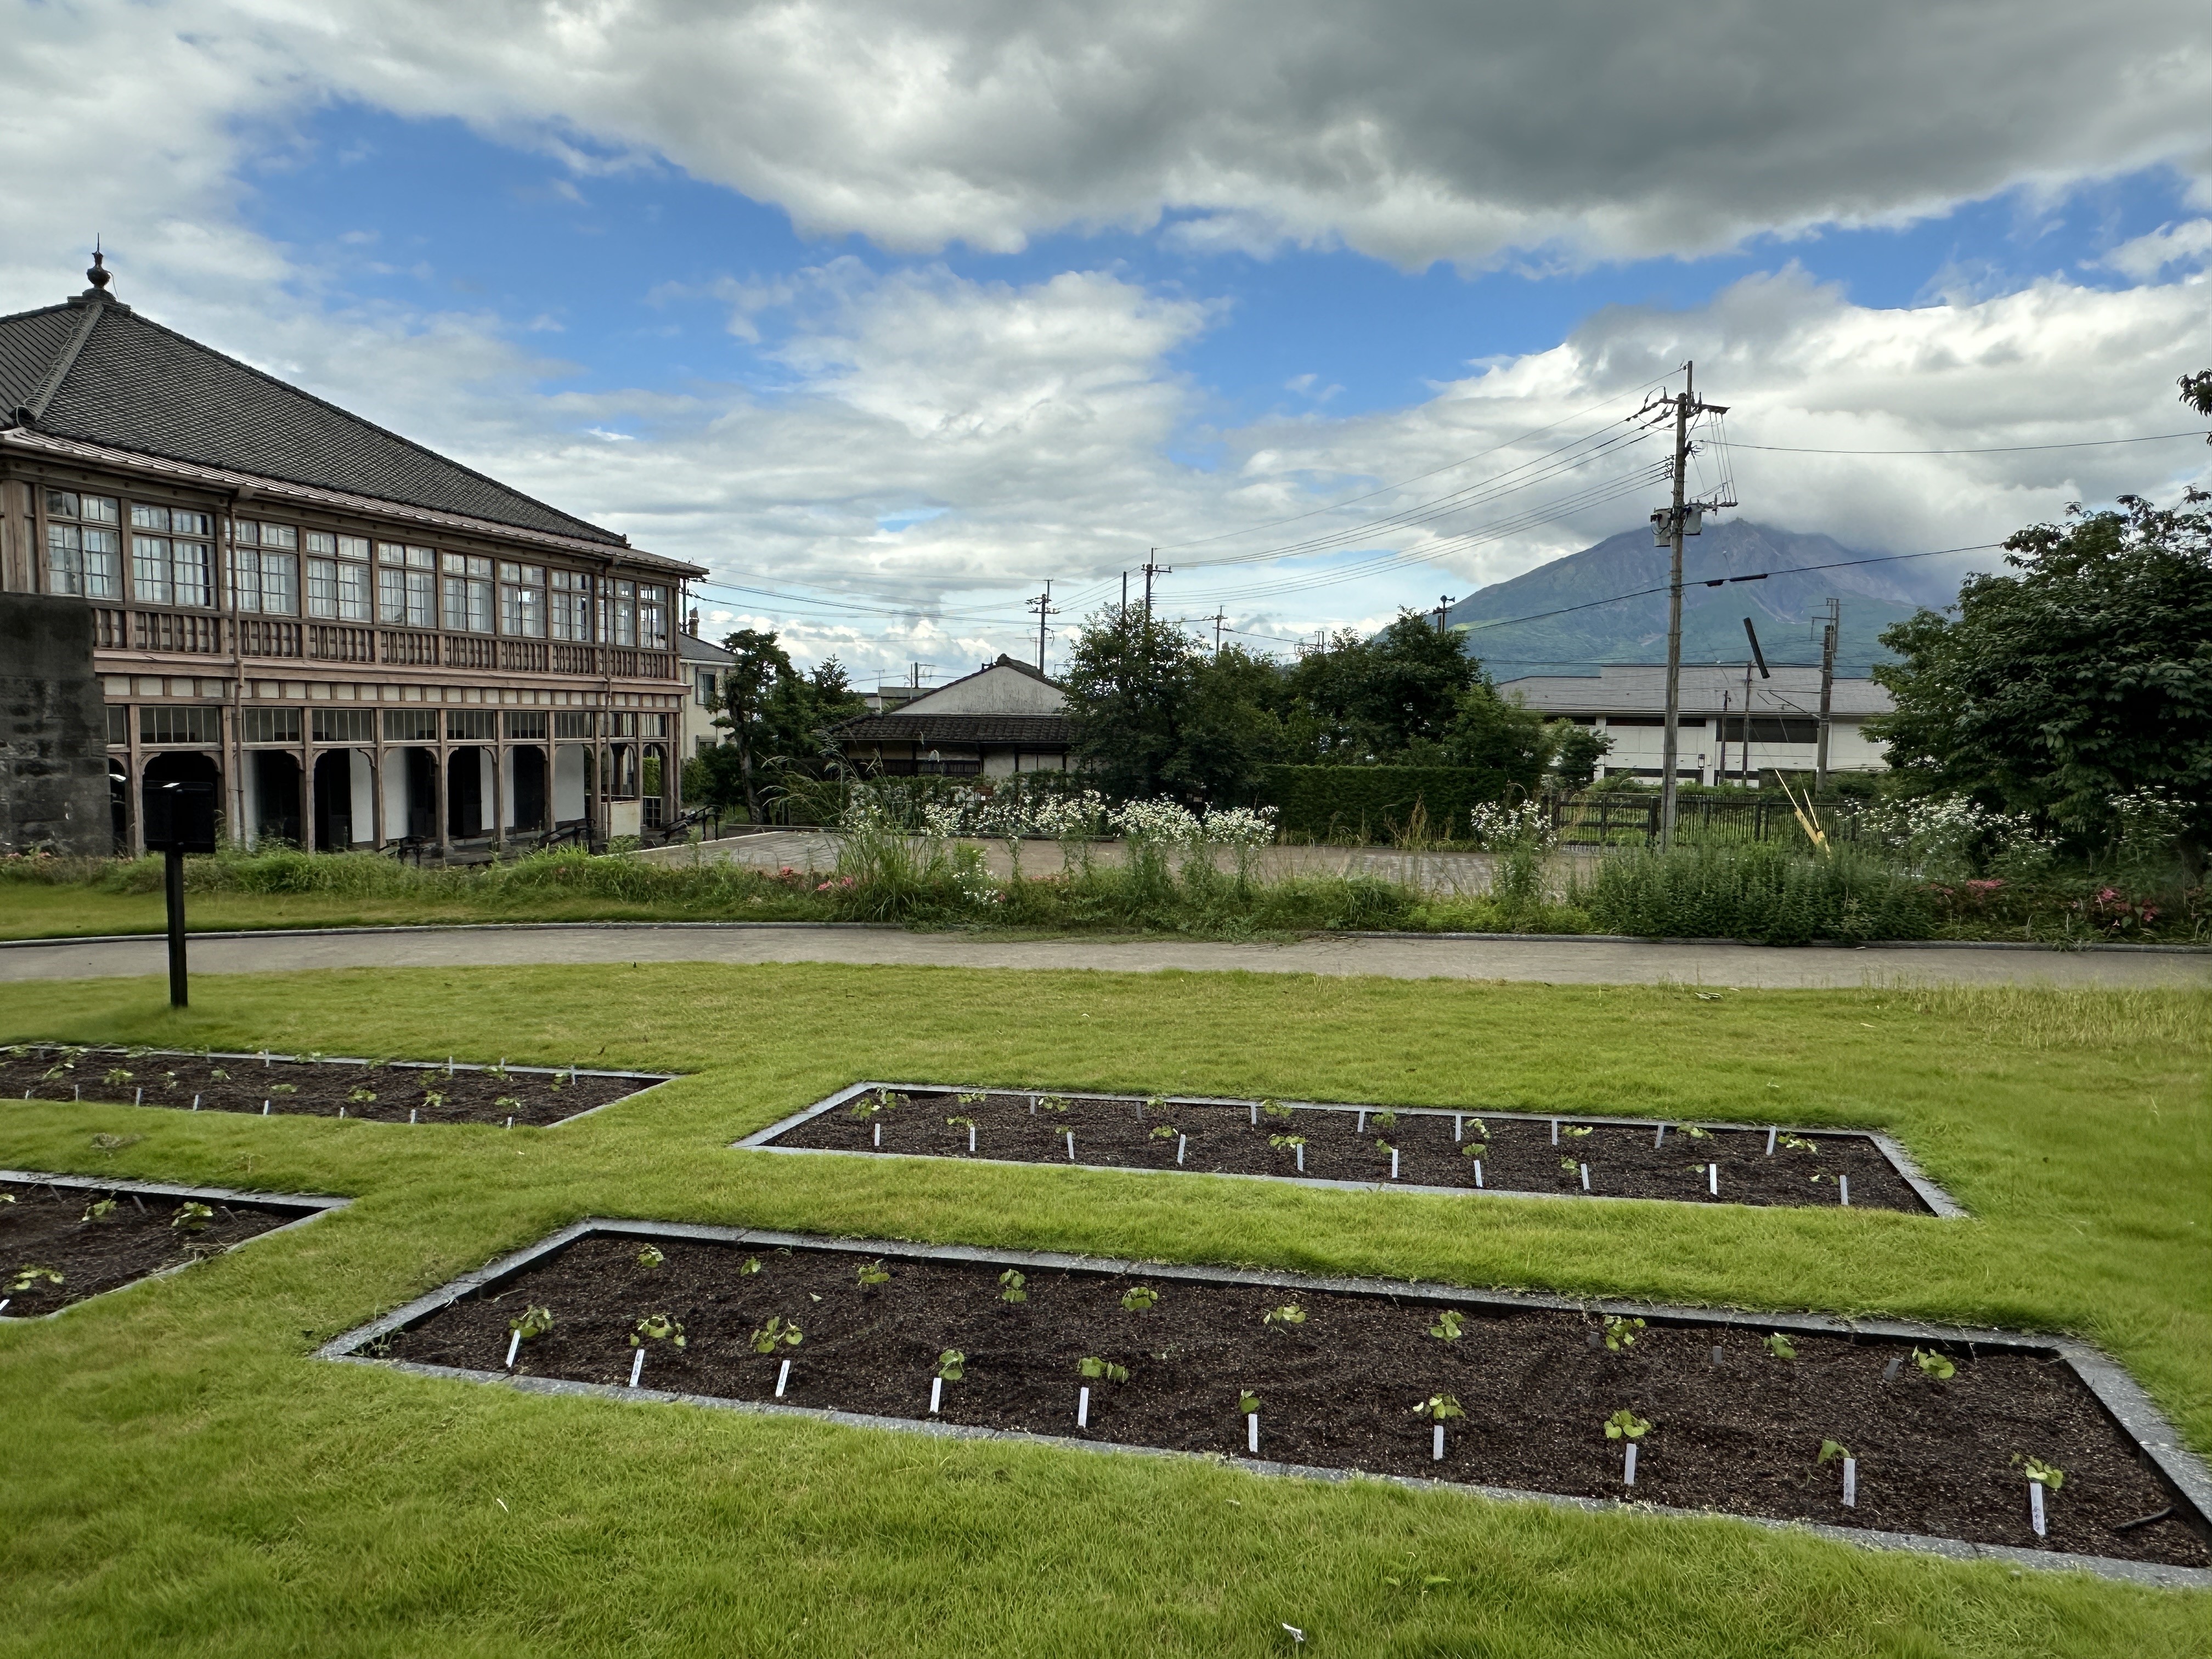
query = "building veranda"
(0, 255, 704, 858)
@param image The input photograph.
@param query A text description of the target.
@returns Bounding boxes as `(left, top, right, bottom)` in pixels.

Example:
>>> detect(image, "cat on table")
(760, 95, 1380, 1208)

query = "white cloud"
(2101, 218, 2212, 280)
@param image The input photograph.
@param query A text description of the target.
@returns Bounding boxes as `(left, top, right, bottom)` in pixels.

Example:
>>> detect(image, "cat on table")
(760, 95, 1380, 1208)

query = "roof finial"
(86, 239, 111, 294)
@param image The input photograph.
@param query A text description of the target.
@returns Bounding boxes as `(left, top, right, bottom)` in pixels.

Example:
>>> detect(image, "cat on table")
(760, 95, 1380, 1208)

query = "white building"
(1497, 663, 1892, 784)
(830, 654, 1071, 776)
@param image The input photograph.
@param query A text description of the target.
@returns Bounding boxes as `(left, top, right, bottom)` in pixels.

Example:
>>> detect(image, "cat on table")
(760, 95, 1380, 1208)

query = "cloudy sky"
(7, 0, 2211, 681)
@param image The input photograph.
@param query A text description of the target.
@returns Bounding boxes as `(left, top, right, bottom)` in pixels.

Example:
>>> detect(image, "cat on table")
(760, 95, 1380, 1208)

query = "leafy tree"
(1545, 720, 1613, 789)
(1437, 678, 1554, 795)
(1277, 612, 1479, 762)
(1060, 611, 1278, 804)
(699, 630, 865, 819)
(1869, 490, 2212, 845)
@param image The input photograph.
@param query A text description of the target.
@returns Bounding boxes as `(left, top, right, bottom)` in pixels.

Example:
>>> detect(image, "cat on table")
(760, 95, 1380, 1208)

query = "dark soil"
(768, 1090, 1929, 1213)
(0, 1044, 666, 1127)
(383, 1232, 2207, 1567)
(0, 1178, 311, 1315)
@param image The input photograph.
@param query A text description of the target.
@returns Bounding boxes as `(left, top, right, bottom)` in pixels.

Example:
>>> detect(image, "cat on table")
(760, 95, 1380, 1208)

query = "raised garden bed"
(1, 1170, 345, 1318)
(326, 1222, 2210, 1584)
(1, 1044, 672, 1128)
(740, 1084, 1959, 1216)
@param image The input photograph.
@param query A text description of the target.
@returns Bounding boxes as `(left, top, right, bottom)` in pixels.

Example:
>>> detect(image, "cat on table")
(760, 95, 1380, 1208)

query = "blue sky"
(7, 1, 2211, 680)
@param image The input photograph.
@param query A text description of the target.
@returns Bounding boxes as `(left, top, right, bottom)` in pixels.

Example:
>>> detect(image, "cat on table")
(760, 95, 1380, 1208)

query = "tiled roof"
(1, 291, 625, 546)
(832, 713, 1077, 747)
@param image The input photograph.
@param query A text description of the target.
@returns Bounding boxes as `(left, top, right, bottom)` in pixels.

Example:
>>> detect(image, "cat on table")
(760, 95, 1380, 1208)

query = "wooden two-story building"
(0, 255, 704, 857)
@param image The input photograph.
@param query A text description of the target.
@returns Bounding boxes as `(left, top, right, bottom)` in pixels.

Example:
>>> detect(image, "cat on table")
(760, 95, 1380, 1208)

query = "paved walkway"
(2, 924, 2205, 989)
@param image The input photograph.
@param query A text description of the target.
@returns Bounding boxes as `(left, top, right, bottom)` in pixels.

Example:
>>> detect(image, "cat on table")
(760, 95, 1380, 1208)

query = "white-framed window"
(43, 489, 121, 598)
(550, 568, 592, 641)
(605, 578, 637, 647)
(306, 532, 373, 622)
(442, 552, 494, 633)
(638, 583, 669, 650)
(499, 561, 546, 637)
(232, 543, 300, 614)
(376, 543, 436, 628)
(133, 534, 212, 607)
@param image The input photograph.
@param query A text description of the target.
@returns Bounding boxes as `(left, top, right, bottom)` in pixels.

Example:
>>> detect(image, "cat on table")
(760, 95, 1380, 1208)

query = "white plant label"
(1390, 1149, 1400, 1181)
(1295, 1144, 1304, 1172)
(1550, 1119, 1559, 1146)
(1432, 1424, 1444, 1462)
(1246, 1414, 1260, 1455)
(505, 1116, 514, 1130)
(192, 1095, 200, 1110)
(1653, 1124, 1665, 1148)
(628, 1350, 645, 1389)
(968, 1125, 977, 1153)
(1177, 1134, 1187, 1165)
(1473, 1160, 1483, 1188)
(872, 1123, 881, 1147)
(1579, 1163, 1590, 1191)
(337, 1107, 345, 1119)
(929, 1376, 943, 1415)
(1766, 1126, 1778, 1155)
(1623, 1442, 1638, 1486)
(1077, 1386, 1090, 1428)
(776, 1359, 791, 1398)
(1065, 1131, 1076, 1161)
(1839, 1176, 1850, 1207)
(1842, 1457, 1857, 1508)
(1708, 1163, 1719, 1197)
(263, 1102, 272, 1116)
(1453, 1115, 1463, 1142)
(2030, 1480, 2046, 1537)
(135, 1088, 143, 1105)
(409, 1108, 417, 1125)
(1251, 1103, 1260, 1126)
(505, 1330, 521, 1368)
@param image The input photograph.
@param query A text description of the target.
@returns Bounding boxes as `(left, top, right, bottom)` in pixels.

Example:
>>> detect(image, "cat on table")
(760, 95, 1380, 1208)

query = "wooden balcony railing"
(87, 605, 678, 682)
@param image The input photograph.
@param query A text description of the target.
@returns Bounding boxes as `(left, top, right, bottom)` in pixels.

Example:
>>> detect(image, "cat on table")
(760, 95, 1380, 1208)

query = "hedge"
(1255, 765, 1521, 842)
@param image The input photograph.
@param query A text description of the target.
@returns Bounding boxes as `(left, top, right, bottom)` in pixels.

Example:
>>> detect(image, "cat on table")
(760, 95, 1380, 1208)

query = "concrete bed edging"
(0, 1167, 349, 1323)
(733, 1081, 1968, 1220)
(3, 1042, 679, 1129)
(316, 1216, 2212, 1592)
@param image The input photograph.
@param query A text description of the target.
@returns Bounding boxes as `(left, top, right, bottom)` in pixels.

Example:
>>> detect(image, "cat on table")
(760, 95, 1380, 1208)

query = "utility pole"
(1719, 690, 1730, 787)
(1206, 607, 1228, 653)
(1813, 596, 1840, 793)
(1121, 571, 1128, 616)
(1142, 552, 1171, 622)
(1435, 594, 1455, 635)
(1027, 581, 1058, 673)
(1641, 363, 1734, 850)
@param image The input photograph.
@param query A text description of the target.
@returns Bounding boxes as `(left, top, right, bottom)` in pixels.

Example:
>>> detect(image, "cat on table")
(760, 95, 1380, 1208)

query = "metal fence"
(1548, 792, 1865, 850)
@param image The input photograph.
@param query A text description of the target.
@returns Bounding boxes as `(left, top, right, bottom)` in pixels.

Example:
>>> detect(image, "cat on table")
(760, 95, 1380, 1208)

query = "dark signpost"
(142, 781, 217, 1008)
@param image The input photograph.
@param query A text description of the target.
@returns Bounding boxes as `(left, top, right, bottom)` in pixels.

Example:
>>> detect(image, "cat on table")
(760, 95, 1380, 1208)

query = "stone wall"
(1, 594, 112, 855)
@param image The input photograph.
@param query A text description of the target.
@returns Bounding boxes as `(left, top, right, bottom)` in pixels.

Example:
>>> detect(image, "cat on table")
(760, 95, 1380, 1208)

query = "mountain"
(1443, 520, 1950, 677)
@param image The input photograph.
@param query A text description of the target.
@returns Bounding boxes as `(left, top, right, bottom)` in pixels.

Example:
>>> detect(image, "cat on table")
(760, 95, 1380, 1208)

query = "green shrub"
(1576, 844, 1934, 945)
(1256, 765, 1520, 844)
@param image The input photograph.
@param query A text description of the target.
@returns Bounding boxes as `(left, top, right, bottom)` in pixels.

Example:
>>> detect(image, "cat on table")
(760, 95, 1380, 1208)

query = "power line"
(1730, 431, 2211, 456)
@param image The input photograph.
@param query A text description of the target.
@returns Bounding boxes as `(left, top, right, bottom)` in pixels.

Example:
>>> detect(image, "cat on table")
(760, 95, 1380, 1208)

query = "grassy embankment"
(0, 964, 2207, 1655)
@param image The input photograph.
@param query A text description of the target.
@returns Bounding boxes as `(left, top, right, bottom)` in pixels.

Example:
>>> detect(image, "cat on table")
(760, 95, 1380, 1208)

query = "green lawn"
(0, 965, 2207, 1655)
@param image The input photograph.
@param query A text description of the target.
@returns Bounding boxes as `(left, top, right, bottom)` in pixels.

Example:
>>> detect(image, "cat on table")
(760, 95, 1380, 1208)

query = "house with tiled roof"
(828, 654, 1073, 776)
(0, 252, 705, 856)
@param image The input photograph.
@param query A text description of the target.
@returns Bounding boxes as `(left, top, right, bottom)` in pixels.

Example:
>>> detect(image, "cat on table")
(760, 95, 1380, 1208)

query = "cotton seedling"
(1603, 1316, 1646, 1351)
(346, 1086, 377, 1105)
(1816, 1439, 1850, 1467)
(1238, 1391, 1262, 1416)
(1603, 1409, 1651, 1441)
(957, 1091, 988, 1108)
(1559, 1157, 1579, 1171)
(855, 1260, 891, 1289)
(1142, 1095, 1165, 1115)
(1678, 1124, 1708, 1141)
(1149, 1125, 1177, 1141)
(848, 1098, 881, 1121)
(1267, 1133, 1306, 1154)
(1412, 1394, 1464, 1422)
(1764, 1332, 1798, 1360)
(1460, 1142, 1487, 1159)
(1466, 1118, 1489, 1141)
(207, 1066, 230, 1081)
(269, 1083, 297, 1097)
(1778, 1134, 1817, 1152)
(748, 1316, 803, 1353)
(1262, 1304, 1306, 1330)
(494, 1095, 522, 1114)
(1560, 1125, 1591, 1140)
(80, 1197, 119, 1223)
(998, 1268, 1028, 1304)
(635, 1245, 665, 1269)
(509, 1305, 555, 1341)
(1372, 1110, 1398, 1130)
(631, 1314, 686, 1348)
(1078, 1356, 1128, 1383)
(874, 1088, 899, 1111)
(1426, 1309, 1464, 1342)
(1260, 1099, 1293, 1122)
(935, 1349, 966, 1381)
(945, 1114, 977, 1132)
(1036, 1094, 1070, 1114)
(485, 1062, 511, 1083)
(9, 1265, 63, 1292)
(738, 1256, 763, 1277)
(171, 1201, 213, 1231)
(420, 1089, 446, 1111)
(1914, 1347, 1956, 1380)
(102, 1068, 132, 1086)
(2013, 1454, 2064, 1489)
(1121, 1285, 1160, 1313)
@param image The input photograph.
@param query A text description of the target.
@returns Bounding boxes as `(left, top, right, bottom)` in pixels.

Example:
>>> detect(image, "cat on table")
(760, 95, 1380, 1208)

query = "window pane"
(406, 569, 436, 628)
(259, 523, 296, 550)
(82, 527, 121, 599)
(232, 518, 259, 545)
(46, 523, 84, 595)
(172, 542, 211, 607)
(308, 558, 338, 618)
(338, 535, 370, 561)
(377, 541, 404, 566)
(241, 707, 303, 744)
(468, 578, 494, 633)
(499, 562, 521, 583)
(133, 536, 172, 603)
(442, 552, 466, 575)
(337, 561, 372, 622)
(81, 496, 119, 524)
(130, 503, 171, 531)
(382, 708, 440, 743)
(173, 511, 213, 537)
(442, 575, 469, 631)
(407, 546, 435, 570)
(107, 705, 129, 746)
(231, 546, 262, 613)
(46, 489, 78, 517)
(261, 552, 298, 616)
(306, 531, 336, 555)
(377, 564, 407, 623)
